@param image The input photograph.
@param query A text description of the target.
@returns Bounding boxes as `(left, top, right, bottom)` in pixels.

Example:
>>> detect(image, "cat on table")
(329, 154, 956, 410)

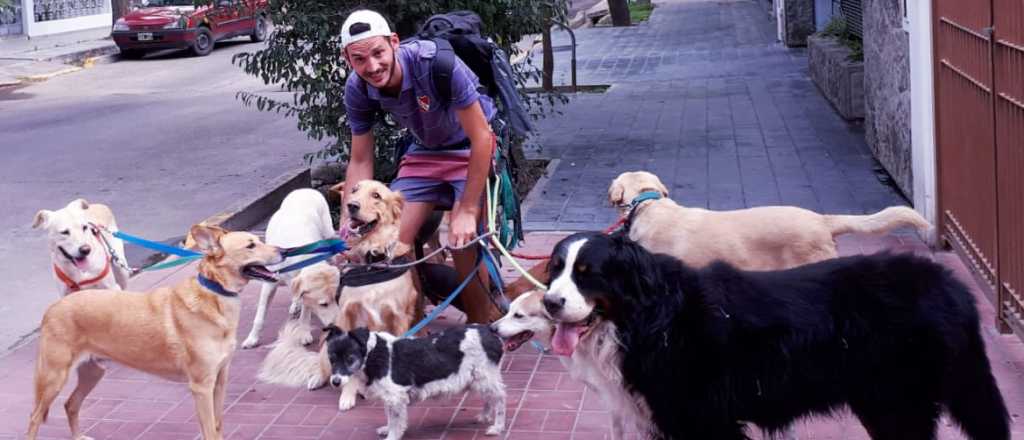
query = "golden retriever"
(608, 170, 934, 271)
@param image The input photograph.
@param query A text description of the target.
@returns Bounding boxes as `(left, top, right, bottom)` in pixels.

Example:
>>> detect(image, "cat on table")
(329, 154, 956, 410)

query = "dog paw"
(300, 332, 315, 346)
(484, 425, 503, 436)
(338, 393, 357, 411)
(376, 426, 389, 437)
(475, 412, 493, 424)
(306, 375, 326, 391)
(288, 302, 302, 319)
(241, 336, 260, 349)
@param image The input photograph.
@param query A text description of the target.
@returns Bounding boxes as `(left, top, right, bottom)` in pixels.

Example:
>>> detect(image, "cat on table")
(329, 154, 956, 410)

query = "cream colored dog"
(608, 171, 934, 271)
(27, 225, 283, 440)
(259, 180, 424, 412)
(33, 199, 130, 295)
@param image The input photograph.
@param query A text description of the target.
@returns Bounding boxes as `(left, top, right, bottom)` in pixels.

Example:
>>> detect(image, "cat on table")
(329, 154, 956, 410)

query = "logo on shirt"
(417, 95, 431, 112)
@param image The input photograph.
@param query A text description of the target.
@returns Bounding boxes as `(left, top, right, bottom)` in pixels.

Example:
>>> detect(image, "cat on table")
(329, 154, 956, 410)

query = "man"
(339, 9, 501, 323)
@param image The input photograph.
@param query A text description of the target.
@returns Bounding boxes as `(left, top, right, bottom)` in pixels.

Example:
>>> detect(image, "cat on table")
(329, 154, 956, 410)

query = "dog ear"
(289, 276, 305, 297)
(608, 180, 625, 206)
(389, 190, 405, 223)
(328, 181, 346, 204)
(654, 179, 669, 198)
(323, 323, 344, 339)
(189, 224, 226, 254)
(66, 198, 90, 211)
(32, 210, 52, 229)
(350, 327, 370, 347)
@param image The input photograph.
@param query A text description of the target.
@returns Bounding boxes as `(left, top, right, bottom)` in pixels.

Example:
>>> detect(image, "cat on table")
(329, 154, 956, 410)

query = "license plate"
(137, 32, 153, 41)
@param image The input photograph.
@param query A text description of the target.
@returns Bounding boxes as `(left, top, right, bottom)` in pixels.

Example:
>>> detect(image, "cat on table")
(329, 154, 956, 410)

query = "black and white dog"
(324, 324, 506, 440)
(542, 231, 1009, 440)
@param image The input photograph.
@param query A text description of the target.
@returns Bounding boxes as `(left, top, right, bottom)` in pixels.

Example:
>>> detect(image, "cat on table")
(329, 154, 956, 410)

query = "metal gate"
(934, 0, 1024, 336)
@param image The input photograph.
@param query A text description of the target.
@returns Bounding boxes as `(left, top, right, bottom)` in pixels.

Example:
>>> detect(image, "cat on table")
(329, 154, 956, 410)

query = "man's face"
(344, 35, 399, 89)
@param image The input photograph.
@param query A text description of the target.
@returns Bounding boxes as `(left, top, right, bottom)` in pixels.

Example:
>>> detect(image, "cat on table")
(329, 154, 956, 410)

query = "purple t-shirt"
(344, 40, 497, 149)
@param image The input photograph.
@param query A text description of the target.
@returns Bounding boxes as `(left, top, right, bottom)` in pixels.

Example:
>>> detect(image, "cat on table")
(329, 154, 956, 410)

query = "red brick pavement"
(1, 231, 1021, 439)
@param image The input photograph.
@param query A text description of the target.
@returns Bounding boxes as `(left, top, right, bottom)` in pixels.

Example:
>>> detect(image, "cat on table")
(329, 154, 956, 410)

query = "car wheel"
(250, 15, 268, 43)
(120, 49, 146, 59)
(192, 27, 214, 56)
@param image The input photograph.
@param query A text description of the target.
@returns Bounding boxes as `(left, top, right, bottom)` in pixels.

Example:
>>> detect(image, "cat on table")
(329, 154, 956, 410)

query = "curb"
(16, 65, 82, 82)
(519, 158, 561, 220)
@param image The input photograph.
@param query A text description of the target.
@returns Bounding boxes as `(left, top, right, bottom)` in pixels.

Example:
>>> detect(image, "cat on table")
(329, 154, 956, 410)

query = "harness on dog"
(196, 273, 238, 298)
(54, 255, 111, 292)
(621, 191, 664, 234)
(334, 255, 415, 302)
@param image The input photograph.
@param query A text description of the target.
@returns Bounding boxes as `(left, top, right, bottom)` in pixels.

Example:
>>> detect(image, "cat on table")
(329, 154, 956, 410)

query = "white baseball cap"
(341, 10, 393, 49)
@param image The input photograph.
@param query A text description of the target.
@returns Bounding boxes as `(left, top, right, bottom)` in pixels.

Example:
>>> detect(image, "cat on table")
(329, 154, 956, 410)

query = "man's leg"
(450, 199, 501, 324)
(397, 201, 436, 256)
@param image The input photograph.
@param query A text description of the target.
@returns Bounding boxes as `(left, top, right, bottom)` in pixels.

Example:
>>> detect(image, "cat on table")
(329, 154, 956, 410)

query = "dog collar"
(197, 274, 239, 298)
(621, 191, 663, 234)
(53, 255, 111, 293)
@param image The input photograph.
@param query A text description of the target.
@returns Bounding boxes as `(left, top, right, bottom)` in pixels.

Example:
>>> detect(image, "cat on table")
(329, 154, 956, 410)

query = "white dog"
(242, 188, 339, 349)
(33, 199, 130, 296)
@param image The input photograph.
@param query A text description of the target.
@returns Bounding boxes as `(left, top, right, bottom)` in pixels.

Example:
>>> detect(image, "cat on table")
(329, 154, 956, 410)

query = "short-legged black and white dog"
(542, 232, 1009, 440)
(324, 324, 506, 440)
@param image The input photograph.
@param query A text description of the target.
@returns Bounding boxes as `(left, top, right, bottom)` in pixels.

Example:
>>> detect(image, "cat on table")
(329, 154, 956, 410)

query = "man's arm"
(450, 101, 493, 247)
(343, 132, 375, 201)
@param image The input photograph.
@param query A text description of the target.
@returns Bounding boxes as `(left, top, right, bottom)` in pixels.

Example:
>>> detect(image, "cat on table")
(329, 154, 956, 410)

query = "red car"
(111, 0, 268, 58)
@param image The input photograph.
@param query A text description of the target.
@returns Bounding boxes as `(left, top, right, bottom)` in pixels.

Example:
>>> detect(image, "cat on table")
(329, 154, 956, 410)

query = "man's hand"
(449, 206, 480, 249)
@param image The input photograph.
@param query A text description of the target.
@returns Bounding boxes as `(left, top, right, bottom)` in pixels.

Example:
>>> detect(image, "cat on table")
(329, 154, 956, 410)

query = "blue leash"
(112, 230, 202, 258)
(402, 251, 482, 338)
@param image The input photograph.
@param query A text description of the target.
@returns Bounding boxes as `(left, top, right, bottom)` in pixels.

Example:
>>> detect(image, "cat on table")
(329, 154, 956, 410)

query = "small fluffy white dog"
(33, 199, 130, 296)
(242, 188, 339, 349)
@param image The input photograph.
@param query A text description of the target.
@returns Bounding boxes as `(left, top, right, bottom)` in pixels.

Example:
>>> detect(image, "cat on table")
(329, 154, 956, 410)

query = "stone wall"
(808, 35, 864, 120)
(781, 0, 815, 46)
(863, 0, 912, 198)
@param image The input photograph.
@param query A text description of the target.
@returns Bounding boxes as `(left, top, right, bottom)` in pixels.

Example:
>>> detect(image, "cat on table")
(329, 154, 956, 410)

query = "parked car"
(111, 0, 269, 58)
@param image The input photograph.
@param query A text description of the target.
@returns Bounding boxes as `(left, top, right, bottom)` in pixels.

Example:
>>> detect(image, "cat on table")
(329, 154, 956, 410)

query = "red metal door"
(993, 0, 1024, 334)
(934, 0, 999, 309)
(935, 0, 1024, 335)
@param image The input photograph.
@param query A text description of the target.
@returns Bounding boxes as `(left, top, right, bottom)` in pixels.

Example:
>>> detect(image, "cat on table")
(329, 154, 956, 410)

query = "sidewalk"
(0, 232, 1021, 440)
(0, 26, 116, 85)
(524, 0, 905, 231)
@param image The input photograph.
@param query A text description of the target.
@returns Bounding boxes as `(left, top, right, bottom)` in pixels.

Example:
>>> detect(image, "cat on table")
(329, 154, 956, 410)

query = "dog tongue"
(74, 256, 90, 270)
(552, 322, 585, 356)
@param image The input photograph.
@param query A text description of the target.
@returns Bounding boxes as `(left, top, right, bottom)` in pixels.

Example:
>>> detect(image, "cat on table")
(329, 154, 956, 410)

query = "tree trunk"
(111, 0, 131, 22)
(608, 0, 631, 27)
(541, 11, 554, 91)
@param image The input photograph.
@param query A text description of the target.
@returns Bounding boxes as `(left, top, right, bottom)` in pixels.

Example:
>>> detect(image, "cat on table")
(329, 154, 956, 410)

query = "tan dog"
(33, 199, 130, 296)
(27, 225, 283, 440)
(608, 171, 934, 271)
(259, 180, 424, 412)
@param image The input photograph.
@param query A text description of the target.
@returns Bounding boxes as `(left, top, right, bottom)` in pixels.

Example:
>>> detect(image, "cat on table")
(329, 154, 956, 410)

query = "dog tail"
(824, 206, 934, 244)
(257, 320, 326, 389)
(945, 330, 1010, 440)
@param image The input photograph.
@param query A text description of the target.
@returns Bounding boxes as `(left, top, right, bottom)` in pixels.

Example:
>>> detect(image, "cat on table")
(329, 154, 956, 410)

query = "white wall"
(22, 0, 111, 38)
(909, 0, 937, 228)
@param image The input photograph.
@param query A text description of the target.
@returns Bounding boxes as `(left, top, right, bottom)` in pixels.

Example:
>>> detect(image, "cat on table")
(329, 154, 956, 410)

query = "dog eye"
(319, 301, 329, 307)
(60, 229, 70, 235)
(513, 313, 524, 319)
(246, 242, 255, 249)
(82, 225, 88, 231)
(372, 192, 381, 199)
(576, 264, 588, 273)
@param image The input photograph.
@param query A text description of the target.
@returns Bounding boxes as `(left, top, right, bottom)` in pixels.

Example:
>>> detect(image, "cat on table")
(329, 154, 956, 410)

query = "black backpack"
(410, 11, 533, 137)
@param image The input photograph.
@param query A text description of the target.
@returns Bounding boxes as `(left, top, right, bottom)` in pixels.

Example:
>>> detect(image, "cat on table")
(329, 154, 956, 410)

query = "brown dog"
(608, 170, 934, 270)
(27, 224, 283, 440)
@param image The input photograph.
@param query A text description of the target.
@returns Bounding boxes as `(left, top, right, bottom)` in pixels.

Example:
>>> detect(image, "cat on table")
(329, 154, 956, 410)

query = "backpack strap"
(430, 37, 456, 107)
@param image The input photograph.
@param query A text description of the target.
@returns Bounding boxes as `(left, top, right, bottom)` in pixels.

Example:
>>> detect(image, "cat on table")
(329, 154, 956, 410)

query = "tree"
(231, 0, 570, 183)
(608, 0, 631, 27)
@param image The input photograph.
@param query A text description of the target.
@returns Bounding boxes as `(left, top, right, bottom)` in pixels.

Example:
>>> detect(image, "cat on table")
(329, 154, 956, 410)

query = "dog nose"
(79, 245, 91, 256)
(543, 295, 565, 316)
(330, 376, 342, 387)
(488, 323, 498, 333)
(346, 202, 360, 216)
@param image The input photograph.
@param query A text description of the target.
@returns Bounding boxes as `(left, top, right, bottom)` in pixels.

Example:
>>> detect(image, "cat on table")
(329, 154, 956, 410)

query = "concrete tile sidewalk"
(0, 231, 1021, 439)
(524, 0, 906, 232)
